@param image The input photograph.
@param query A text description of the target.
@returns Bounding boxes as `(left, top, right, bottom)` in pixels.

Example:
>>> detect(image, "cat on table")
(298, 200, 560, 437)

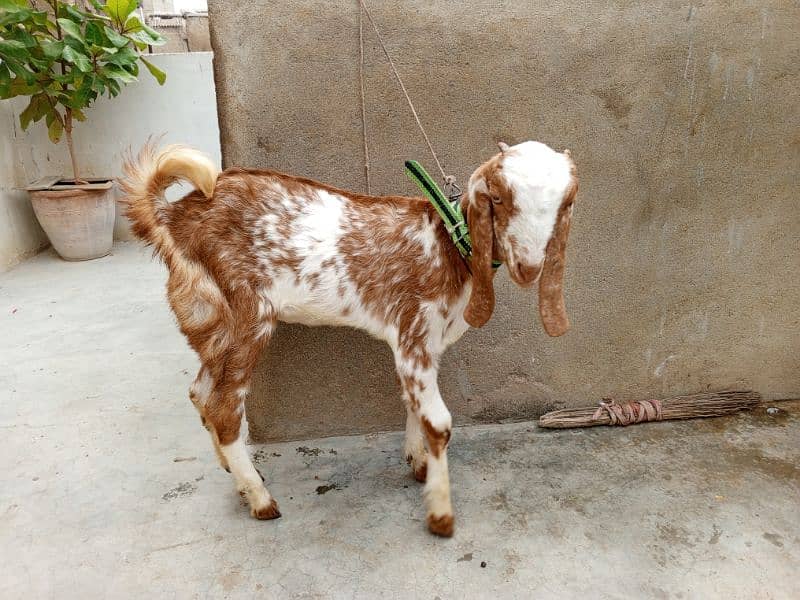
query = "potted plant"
(0, 0, 166, 260)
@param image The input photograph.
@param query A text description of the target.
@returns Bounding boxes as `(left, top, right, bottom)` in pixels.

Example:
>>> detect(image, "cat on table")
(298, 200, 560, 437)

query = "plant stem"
(64, 108, 86, 185)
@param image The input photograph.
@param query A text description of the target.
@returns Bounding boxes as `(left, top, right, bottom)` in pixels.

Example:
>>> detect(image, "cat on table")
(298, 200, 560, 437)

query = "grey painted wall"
(207, 1, 800, 441)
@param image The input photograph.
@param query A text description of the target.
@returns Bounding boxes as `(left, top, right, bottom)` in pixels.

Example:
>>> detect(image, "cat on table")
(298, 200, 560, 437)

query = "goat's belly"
(266, 272, 353, 326)
(261, 272, 397, 345)
(277, 304, 349, 327)
(276, 301, 394, 340)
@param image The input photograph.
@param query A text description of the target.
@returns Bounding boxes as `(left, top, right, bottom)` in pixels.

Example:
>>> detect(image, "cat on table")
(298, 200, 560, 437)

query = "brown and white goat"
(122, 140, 577, 537)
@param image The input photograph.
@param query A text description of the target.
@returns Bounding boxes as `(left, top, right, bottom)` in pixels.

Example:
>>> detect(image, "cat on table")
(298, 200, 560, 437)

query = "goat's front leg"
(404, 404, 427, 483)
(396, 357, 454, 537)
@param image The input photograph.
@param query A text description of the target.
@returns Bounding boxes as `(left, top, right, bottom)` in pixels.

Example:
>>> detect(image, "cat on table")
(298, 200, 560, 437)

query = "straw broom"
(538, 390, 761, 429)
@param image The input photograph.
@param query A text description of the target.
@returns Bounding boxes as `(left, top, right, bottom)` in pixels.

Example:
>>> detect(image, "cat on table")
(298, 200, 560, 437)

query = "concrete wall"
(0, 102, 48, 271)
(185, 14, 211, 52)
(4, 52, 220, 250)
(146, 15, 189, 54)
(208, 1, 800, 441)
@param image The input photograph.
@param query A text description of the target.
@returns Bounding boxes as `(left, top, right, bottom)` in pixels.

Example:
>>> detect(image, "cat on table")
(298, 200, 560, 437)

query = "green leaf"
(50, 72, 71, 84)
(19, 93, 49, 130)
(57, 18, 83, 41)
(126, 29, 159, 46)
(29, 56, 52, 71)
(0, 0, 30, 25)
(123, 16, 166, 46)
(103, 0, 139, 27)
(106, 77, 120, 96)
(0, 7, 30, 27)
(62, 45, 92, 72)
(103, 25, 129, 47)
(67, 79, 94, 109)
(104, 46, 136, 67)
(4, 58, 36, 85)
(30, 10, 49, 28)
(0, 40, 28, 61)
(0, 62, 11, 97)
(122, 14, 143, 31)
(72, 108, 87, 121)
(143, 25, 166, 46)
(47, 113, 63, 143)
(102, 64, 137, 83)
(0, 0, 29, 9)
(139, 56, 165, 85)
(63, 35, 87, 53)
(63, 3, 93, 23)
(8, 27, 38, 49)
(7, 73, 37, 97)
(85, 21, 106, 47)
(90, 75, 105, 93)
(41, 40, 65, 60)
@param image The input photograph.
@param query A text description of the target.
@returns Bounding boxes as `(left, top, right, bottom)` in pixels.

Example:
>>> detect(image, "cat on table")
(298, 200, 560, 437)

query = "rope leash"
(357, 0, 456, 194)
(357, 4, 371, 194)
(591, 398, 663, 426)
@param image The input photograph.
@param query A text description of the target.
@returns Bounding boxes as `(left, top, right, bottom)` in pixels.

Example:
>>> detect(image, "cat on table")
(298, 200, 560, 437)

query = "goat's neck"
(424, 201, 471, 284)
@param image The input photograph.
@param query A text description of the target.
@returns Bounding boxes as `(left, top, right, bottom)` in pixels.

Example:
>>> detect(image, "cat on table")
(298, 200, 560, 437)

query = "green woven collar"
(404, 160, 501, 268)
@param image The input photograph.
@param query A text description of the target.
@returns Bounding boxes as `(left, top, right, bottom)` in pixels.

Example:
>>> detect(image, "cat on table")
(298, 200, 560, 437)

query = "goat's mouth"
(508, 260, 542, 288)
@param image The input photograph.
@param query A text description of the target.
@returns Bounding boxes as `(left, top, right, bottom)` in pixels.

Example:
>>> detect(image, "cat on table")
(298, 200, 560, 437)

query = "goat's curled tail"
(120, 142, 219, 256)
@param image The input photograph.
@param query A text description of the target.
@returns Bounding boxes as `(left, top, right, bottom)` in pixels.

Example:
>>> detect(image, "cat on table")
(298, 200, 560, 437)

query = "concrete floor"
(1, 243, 798, 599)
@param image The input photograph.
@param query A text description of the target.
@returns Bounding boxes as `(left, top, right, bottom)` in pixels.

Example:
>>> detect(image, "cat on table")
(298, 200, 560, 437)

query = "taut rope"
(357, 0, 455, 192)
(357, 4, 371, 194)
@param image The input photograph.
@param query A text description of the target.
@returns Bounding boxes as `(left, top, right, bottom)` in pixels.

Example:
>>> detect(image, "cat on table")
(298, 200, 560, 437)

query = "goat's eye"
(491, 195, 502, 205)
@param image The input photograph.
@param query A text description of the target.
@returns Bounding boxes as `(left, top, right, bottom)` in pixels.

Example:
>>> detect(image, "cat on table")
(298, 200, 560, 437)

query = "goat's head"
(462, 140, 578, 336)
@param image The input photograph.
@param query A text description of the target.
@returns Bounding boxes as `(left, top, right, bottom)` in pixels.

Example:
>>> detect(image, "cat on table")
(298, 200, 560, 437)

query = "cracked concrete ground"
(2, 243, 798, 599)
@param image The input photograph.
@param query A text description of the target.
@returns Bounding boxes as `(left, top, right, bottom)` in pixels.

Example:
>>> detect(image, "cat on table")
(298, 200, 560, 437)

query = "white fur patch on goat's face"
(496, 141, 573, 282)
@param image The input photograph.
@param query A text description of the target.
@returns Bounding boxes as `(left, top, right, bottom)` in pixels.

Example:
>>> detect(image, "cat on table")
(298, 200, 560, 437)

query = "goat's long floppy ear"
(464, 189, 495, 328)
(539, 179, 578, 337)
(538, 179, 578, 337)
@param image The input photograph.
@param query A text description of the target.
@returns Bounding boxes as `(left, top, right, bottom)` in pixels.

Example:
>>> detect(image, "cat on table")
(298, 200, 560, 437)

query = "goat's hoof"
(252, 498, 281, 520)
(427, 513, 454, 537)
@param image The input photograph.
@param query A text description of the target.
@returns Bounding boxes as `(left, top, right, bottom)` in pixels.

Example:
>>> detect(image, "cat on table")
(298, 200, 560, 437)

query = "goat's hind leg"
(207, 294, 280, 520)
(208, 384, 281, 520)
(182, 283, 280, 519)
(189, 366, 229, 472)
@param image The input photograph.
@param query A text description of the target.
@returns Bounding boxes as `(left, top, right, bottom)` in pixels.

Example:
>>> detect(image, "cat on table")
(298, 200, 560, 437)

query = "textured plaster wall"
(207, 1, 800, 441)
(0, 101, 48, 271)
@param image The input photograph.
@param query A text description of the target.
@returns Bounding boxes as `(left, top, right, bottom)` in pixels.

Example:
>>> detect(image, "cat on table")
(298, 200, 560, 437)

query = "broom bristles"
(538, 390, 762, 429)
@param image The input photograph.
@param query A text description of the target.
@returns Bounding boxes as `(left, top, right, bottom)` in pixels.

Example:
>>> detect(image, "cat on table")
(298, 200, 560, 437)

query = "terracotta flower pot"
(27, 178, 115, 261)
